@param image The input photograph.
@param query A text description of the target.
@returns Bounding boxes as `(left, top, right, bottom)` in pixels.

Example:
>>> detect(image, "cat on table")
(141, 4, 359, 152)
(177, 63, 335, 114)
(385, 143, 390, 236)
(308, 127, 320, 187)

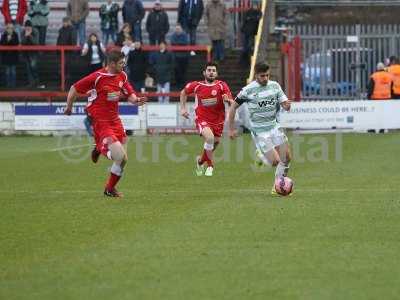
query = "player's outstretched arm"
(281, 100, 291, 111)
(64, 86, 78, 115)
(228, 101, 239, 139)
(180, 89, 189, 119)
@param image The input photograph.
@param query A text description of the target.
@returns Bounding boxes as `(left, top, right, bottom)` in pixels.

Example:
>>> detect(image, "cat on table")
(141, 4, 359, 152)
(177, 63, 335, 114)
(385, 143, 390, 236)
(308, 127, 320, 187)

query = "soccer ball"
(274, 176, 294, 196)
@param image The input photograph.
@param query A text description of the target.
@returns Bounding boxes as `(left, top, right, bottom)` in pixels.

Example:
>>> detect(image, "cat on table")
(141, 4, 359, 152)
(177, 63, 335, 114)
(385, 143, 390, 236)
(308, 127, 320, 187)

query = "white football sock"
(275, 162, 290, 178)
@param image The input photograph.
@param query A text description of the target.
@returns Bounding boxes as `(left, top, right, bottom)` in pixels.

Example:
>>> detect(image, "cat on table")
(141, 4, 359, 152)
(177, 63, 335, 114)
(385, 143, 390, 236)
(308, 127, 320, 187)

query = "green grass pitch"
(0, 133, 399, 300)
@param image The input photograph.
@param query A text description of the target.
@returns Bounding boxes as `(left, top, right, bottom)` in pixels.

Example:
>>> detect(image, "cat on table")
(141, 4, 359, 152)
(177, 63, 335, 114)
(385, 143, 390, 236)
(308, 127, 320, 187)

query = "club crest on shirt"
(119, 81, 123, 88)
(211, 89, 217, 96)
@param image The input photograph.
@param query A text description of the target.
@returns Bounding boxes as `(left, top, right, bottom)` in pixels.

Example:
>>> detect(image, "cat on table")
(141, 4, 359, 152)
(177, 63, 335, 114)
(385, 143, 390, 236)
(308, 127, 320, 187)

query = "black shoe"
(104, 188, 123, 198)
(91, 146, 100, 163)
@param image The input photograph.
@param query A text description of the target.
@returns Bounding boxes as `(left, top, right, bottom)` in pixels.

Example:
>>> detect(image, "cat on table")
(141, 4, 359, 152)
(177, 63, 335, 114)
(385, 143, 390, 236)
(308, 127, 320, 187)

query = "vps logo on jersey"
(257, 97, 277, 108)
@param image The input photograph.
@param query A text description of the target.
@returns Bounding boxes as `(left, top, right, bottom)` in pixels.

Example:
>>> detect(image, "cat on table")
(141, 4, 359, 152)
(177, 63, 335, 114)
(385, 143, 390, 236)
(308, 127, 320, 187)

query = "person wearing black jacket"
(127, 41, 148, 92)
(122, 0, 145, 42)
(178, 0, 203, 45)
(240, 2, 261, 64)
(145, 0, 169, 45)
(0, 23, 19, 88)
(150, 41, 174, 103)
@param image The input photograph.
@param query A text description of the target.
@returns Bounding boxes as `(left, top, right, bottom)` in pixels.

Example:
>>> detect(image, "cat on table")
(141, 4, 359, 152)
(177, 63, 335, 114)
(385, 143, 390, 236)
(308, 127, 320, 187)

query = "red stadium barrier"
(0, 90, 183, 102)
(0, 44, 210, 92)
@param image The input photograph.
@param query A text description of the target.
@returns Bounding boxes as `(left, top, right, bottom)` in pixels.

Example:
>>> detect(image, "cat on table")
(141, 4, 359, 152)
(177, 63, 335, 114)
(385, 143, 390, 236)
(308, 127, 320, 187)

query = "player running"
(64, 50, 146, 197)
(228, 62, 292, 195)
(180, 62, 233, 177)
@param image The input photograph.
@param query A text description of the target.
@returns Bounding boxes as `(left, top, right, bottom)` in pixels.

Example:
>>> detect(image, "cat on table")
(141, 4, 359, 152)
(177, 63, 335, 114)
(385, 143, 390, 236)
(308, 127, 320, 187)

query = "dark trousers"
(182, 25, 197, 45)
(25, 56, 38, 86)
(149, 34, 166, 45)
(212, 40, 225, 61)
(174, 56, 188, 89)
(34, 26, 47, 45)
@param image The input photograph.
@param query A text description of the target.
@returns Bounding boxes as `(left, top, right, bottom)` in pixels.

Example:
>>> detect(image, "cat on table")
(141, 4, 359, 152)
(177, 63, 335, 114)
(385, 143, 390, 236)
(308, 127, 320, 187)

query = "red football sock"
(205, 149, 213, 167)
(106, 173, 121, 190)
(198, 149, 208, 165)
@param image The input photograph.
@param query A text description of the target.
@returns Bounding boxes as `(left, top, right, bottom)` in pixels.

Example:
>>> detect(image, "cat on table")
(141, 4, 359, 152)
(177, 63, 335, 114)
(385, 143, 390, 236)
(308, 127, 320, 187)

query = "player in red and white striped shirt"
(180, 62, 233, 177)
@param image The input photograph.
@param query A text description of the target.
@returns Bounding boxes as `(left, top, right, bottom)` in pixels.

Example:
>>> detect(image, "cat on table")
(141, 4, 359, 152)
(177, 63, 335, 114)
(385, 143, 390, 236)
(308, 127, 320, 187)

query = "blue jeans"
(212, 40, 225, 61)
(5, 65, 16, 88)
(25, 56, 38, 86)
(157, 82, 170, 103)
(73, 21, 86, 46)
(102, 28, 117, 45)
(131, 22, 142, 42)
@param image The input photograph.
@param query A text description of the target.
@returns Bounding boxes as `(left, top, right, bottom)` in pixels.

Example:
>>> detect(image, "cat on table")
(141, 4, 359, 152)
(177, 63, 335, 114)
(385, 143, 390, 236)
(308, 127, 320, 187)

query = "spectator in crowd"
(367, 62, 393, 100)
(120, 36, 134, 57)
(170, 24, 189, 89)
(21, 20, 39, 88)
(146, 0, 169, 45)
(57, 17, 77, 87)
(67, 0, 89, 46)
(0, 23, 19, 88)
(205, 0, 226, 62)
(99, 0, 119, 46)
(56, 17, 77, 45)
(178, 0, 203, 52)
(387, 56, 400, 99)
(115, 23, 134, 47)
(27, 0, 49, 45)
(150, 41, 174, 103)
(127, 41, 148, 92)
(122, 0, 145, 42)
(240, 1, 261, 65)
(81, 33, 106, 74)
(1, 0, 28, 39)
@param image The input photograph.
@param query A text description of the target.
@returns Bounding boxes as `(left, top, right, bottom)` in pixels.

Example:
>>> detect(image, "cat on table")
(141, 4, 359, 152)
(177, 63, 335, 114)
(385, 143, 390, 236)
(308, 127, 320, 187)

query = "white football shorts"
(251, 127, 288, 154)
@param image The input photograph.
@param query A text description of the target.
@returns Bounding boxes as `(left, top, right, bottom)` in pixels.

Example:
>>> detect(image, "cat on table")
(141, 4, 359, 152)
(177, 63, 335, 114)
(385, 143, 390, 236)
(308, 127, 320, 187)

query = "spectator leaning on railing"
(67, 0, 89, 46)
(115, 23, 134, 47)
(1, 0, 27, 39)
(145, 0, 169, 45)
(27, 0, 49, 45)
(81, 33, 106, 75)
(57, 17, 77, 87)
(150, 41, 174, 103)
(170, 24, 189, 89)
(99, 0, 119, 46)
(127, 41, 148, 92)
(0, 23, 19, 88)
(21, 20, 40, 88)
(122, 0, 145, 42)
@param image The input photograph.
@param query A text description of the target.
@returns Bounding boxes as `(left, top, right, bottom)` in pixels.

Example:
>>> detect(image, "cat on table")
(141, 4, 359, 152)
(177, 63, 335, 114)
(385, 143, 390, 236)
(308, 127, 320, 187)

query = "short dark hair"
(255, 62, 270, 74)
(203, 61, 218, 71)
(107, 50, 125, 64)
